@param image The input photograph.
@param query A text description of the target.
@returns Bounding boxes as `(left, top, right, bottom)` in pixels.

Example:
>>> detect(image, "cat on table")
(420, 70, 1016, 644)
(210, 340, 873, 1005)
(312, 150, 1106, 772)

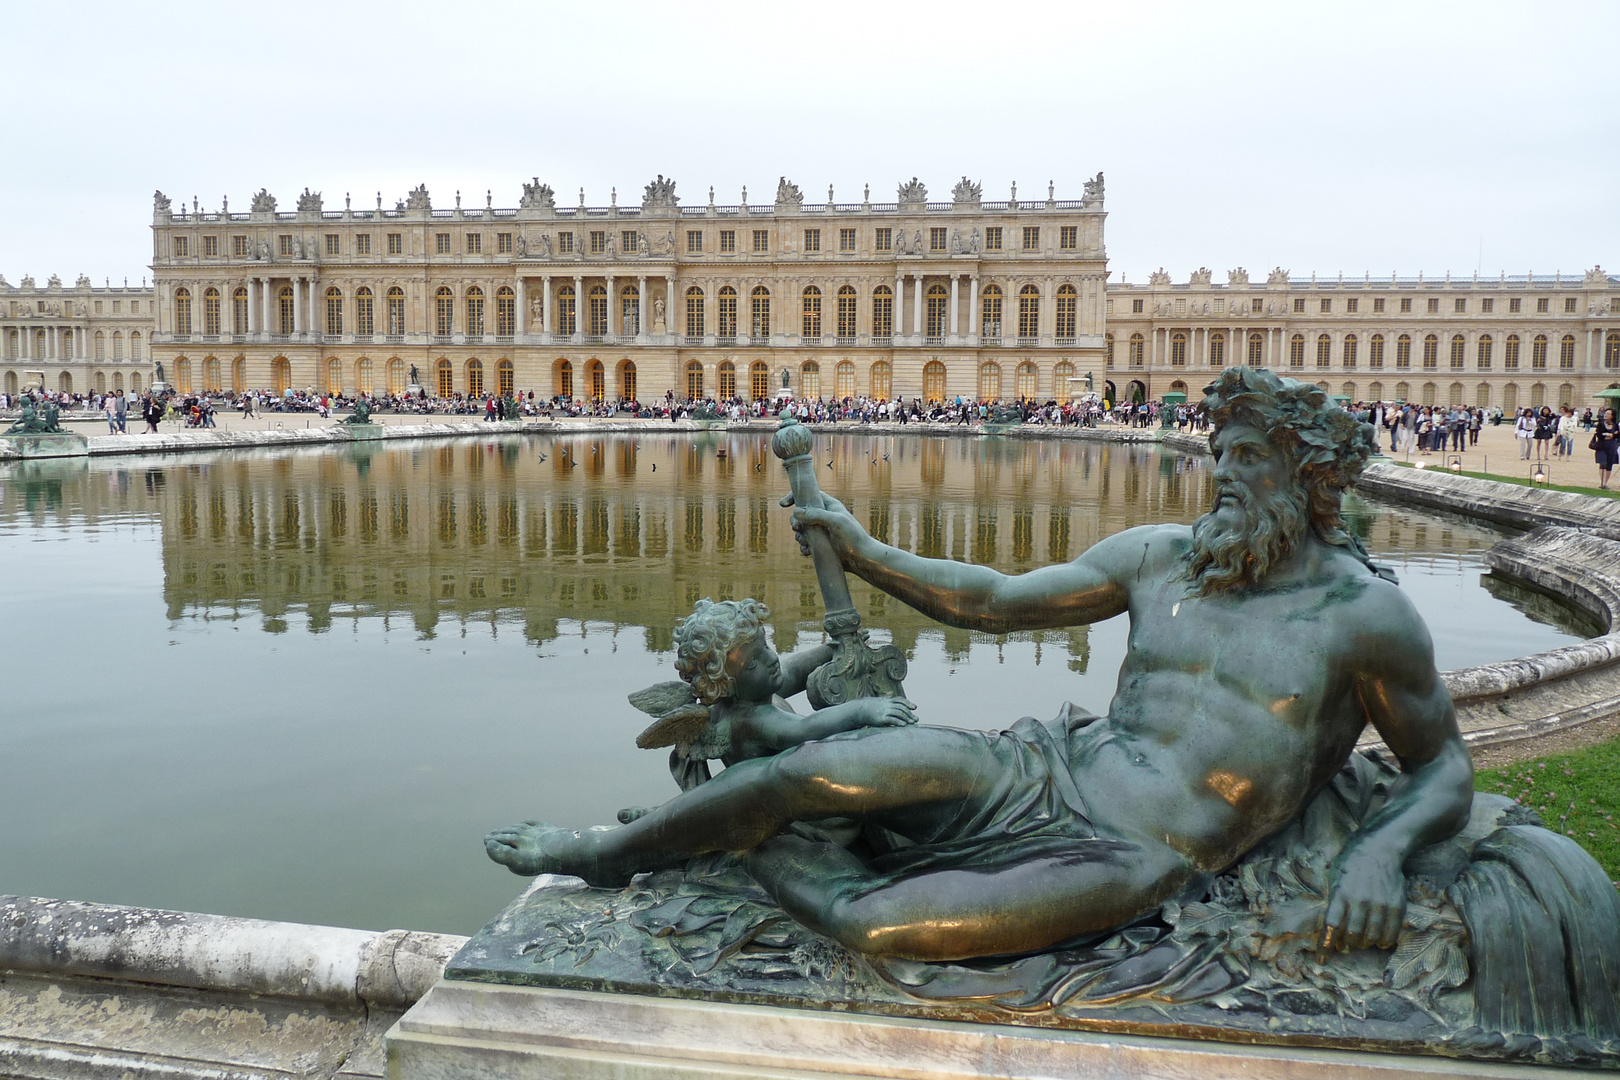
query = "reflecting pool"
(0, 433, 1587, 934)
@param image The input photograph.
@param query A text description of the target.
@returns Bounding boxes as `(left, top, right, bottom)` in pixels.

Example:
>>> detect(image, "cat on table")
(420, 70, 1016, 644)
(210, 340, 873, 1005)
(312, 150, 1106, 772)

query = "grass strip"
(1474, 737, 1620, 883)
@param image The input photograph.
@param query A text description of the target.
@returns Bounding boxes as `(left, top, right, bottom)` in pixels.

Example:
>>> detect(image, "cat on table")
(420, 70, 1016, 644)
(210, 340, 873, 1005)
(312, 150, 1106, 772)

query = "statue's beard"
(1185, 484, 1310, 596)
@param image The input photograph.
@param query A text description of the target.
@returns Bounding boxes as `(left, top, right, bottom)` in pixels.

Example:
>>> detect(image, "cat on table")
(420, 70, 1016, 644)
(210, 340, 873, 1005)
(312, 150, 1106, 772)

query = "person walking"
(1533, 406, 1556, 462)
(1515, 408, 1535, 460)
(1593, 407, 1619, 490)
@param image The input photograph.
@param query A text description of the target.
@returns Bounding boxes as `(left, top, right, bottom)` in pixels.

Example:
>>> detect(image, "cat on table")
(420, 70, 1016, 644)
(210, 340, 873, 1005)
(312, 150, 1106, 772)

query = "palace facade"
(0, 273, 155, 396)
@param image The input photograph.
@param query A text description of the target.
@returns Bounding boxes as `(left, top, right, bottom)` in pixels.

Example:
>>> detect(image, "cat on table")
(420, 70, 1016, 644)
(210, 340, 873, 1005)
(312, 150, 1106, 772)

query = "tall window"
(203, 288, 221, 336)
(923, 360, 947, 403)
(1247, 332, 1263, 366)
(872, 285, 893, 339)
(1129, 333, 1145, 368)
(685, 286, 705, 339)
(752, 230, 769, 253)
(95, 331, 106, 359)
(717, 286, 737, 339)
(1289, 334, 1305, 369)
(587, 285, 607, 337)
(1606, 332, 1620, 370)
(130, 332, 142, 359)
(870, 360, 892, 401)
(387, 287, 406, 336)
(1316, 334, 1332, 369)
(803, 228, 821, 253)
(836, 286, 857, 340)
(929, 227, 947, 252)
(356, 234, 371, 255)
(1055, 284, 1077, 340)
(387, 358, 405, 394)
(1017, 285, 1039, 340)
(587, 360, 603, 401)
(436, 359, 454, 397)
(1476, 335, 1492, 369)
(984, 227, 1003, 251)
(1422, 334, 1439, 370)
(750, 361, 769, 401)
(925, 284, 947, 339)
(800, 361, 821, 399)
(175, 358, 191, 393)
(1395, 334, 1412, 369)
(387, 233, 403, 255)
(435, 287, 454, 336)
(978, 362, 1002, 401)
(233, 288, 248, 335)
(590, 231, 606, 254)
(1060, 226, 1078, 250)
(981, 285, 1003, 339)
(279, 287, 295, 335)
(1016, 362, 1038, 400)
(174, 288, 192, 335)
(557, 359, 573, 398)
(497, 359, 514, 397)
(719, 230, 736, 253)
(496, 287, 515, 336)
(1343, 334, 1358, 368)
(835, 360, 855, 399)
(1021, 226, 1039, 251)
(466, 287, 485, 337)
(621, 283, 639, 336)
(1531, 334, 1548, 370)
(719, 360, 736, 400)
(1559, 335, 1575, 370)
(839, 228, 856, 252)
(619, 361, 636, 401)
(326, 358, 342, 395)
(685, 360, 704, 400)
(1170, 332, 1187, 366)
(1449, 334, 1465, 370)
(325, 288, 343, 336)
(356, 287, 374, 336)
(357, 357, 374, 394)
(751, 286, 771, 338)
(1504, 334, 1520, 369)
(558, 285, 576, 336)
(801, 286, 822, 338)
(874, 228, 892, 252)
(1368, 334, 1384, 368)
(1209, 332, 1225, 366)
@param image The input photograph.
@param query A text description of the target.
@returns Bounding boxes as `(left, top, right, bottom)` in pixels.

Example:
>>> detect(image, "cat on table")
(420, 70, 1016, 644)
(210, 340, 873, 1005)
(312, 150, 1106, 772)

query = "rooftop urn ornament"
(863, 182, 870, 203)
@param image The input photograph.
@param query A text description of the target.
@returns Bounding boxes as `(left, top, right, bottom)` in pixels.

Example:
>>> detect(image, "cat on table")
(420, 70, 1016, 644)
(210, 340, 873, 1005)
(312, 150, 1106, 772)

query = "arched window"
(1170, 380, 1189, 397)
(1475, 382, 1490, 408)
(1316, 333, 1332, 369)
(1422, 333, 1439, 370)
(1502, 382, 1518, 412)
(95, 331, 106, 359)
(466, 286, 485, 337)
(685, 286, 705, 340)
(1053, 361, 1075, 403)
(496, 287, 515, 337)
(717, 286, 737, 339)
(436, 358, 454, 397)
(1128, 333, 1145, 368)
(1055, 284, 1077, 341)
(1448, 381, 1464, 406)
(325, 287, 344, 337)
(800, 360, 821, 399)
(1017, 284, 1040, 341)
(1531, 334, 1549, 370)
(1449, 334, 1465, 370)
(233, 287, 249, 335)
(618, 360, 637, 401)
(719, 360, 737, 400)
(204, 356, 221, 392)
(925, 283, 947, 339)
(355, 287, 374, 336)
(1504, 334, 1521, 370)
(556, 359, 574, 398)
(1105, 332, 1115, 369)
(836, 285, 857, 340)
(1343, 334, 1358, 368)
(131, 371, 142, 392)
(386, 287, 406, 336)
(387, 358, 405, 395)
(130, 331, 143, 360)
(750, 286, 771, 339)
(1209, 332, 1225, 367)
(58, 372, 72, 394)
(870, 360, 892, 401)
(685, 359, 704, 400)
(1170, 332, 1187, 366)
(1341, 381, 1356, 400)
(587, 284, 607, 337)
(557, 284, 577, 337)
(1395, 334, 1412, 369)
(467, 358, 485, 397)
(327, 357, 343, 395)
(620, 282, 640, 336)
(4, 371, 16, 395)
(174, 357, 191, 393)
(1559, 335, 1575, 370)
(279, 287, 296, 335)
(1368, 380, 1383, 400)
(923, 360, 947, 403)
(871, 285, 893, 340)
(1477, 335, 1493, 370)
(978, 361, 1002, 401)
(497, 358, 514, 397)
(272, 357, 291, 394)
(436, 288, 454, 336)
(1016, 361, 1038, 400)
(1530, 382, 1546, 408)
(357, 357, 374, 394)
(1419, 381, 1436, 406)
(1368, 334, 1384, 368)
(586, 358, 604, 401)
(232, 357, 245, 392)
(1288, 333, 1305, 369)
(835, 360, 855, 399)
(981, 284, 1003, 340)
(802, 285, 822, 339)
(1247, 332, 1263, 366)
(174, 287, 192, 335)
(1606, 332, 1620, 370)
(750, 361, 770, 401)
(1558, 382, 1574, 407)
(203, 287, 221, 336)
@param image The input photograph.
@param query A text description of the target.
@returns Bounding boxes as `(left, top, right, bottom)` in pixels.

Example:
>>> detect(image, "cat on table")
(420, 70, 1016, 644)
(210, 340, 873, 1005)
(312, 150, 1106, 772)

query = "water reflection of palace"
(1, 434, 1496, 659)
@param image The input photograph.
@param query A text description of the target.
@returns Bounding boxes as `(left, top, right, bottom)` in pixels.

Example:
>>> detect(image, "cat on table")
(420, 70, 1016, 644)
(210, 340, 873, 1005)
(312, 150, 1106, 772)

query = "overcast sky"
(3, 0, 1615, 287)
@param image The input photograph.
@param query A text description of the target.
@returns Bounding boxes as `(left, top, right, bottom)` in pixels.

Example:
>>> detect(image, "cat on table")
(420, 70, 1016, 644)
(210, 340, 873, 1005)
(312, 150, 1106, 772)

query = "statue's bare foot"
(484, 821, 633, 888)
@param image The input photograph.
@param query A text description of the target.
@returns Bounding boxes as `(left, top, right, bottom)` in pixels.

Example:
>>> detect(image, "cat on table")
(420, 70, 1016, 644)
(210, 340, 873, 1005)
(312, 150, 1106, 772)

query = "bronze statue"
(340, 398, 374, 425)
(488, 368, 1469, 961)
(5, 399, 65, 435)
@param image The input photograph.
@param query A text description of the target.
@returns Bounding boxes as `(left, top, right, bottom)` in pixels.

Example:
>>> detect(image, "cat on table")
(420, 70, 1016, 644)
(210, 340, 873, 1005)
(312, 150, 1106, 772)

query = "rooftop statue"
(952, 176, 981, 204)
(642, 174, 678, 210)
(1081, 170, 1105, 208)
(405, 185, 432, 211)
(296, 188, 322, 213)
(250, 189, 276, 214)
(774, 176, 802, 208)
(519, 178, 555, 210)
(897, 177, 928, 203)
(482, 370, 1620, 1065)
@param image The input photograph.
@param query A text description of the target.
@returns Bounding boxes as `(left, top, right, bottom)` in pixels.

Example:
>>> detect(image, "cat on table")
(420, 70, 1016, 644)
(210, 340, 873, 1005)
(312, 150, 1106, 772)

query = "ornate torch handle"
(771, 417, 856, 620)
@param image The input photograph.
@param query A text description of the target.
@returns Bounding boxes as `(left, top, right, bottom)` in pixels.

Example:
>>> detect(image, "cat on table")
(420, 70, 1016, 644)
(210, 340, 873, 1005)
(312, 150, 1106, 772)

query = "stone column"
(949, 275, 959, 339)
(894, 273, 904, 338)
(515, 278, 526, 336)
(1044, 278, 1055, 343)
(541, 276, 552, 334)
(969, 275, 980, 340)
(912, 274, 923, 336)
(605, 274, 616, 338)
(665, 275, 675, 336)
(637, 274, 647, 338)
(572, 275, 583, 341)
(292, 276, 303, 335)
(258, 278, 269, 335)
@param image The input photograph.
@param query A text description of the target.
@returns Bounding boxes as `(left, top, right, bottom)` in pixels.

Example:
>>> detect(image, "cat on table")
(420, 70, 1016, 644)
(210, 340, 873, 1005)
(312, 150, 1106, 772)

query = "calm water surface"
(0, 433, 1587, 934)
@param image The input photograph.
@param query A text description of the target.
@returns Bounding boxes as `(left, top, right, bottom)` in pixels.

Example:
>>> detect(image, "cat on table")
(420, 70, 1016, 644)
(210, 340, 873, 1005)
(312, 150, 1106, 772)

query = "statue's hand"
(1321, 843, 1406, 952)
(856, 696, 918, 728)
(783, 493, 864, 558)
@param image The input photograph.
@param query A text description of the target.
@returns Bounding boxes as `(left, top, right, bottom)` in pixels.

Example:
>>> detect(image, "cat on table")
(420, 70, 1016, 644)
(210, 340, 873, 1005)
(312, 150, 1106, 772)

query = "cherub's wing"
(635, 703, 714, 750)
(628, 680, 697, 717)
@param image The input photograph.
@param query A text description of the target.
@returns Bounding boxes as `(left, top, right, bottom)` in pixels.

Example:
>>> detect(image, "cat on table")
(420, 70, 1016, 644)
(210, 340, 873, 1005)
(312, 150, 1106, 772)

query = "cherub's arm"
(726, 697, 916, 760)
(776, 643, 834, 699)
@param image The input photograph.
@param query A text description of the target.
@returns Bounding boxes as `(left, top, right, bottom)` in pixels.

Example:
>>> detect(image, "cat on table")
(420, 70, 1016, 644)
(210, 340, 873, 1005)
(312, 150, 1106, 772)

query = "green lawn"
(1391, 460, 1618, 500)
(1474, 738, 1620, 882)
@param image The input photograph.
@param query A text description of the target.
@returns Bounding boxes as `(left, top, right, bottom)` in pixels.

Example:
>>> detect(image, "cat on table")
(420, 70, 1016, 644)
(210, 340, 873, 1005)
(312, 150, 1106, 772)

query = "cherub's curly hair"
(673, 598, 770, 704)
(1202, 367, 1392, 579)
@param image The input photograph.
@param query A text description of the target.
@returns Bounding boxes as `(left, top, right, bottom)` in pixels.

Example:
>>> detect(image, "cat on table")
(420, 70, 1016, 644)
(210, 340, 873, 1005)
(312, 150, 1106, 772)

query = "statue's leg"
(745, 831, 1194, 962)
(486, 727, 994, 884)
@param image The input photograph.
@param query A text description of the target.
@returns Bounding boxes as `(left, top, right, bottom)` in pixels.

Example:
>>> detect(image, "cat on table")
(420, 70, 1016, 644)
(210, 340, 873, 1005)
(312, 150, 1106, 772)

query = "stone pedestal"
(386, 980, 1556, 1080)
(0, 433, 90, 459)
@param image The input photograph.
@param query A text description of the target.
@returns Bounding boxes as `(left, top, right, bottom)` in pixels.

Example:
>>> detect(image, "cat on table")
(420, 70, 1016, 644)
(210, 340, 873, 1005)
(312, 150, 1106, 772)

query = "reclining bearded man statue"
(488, 367, 1476, 965)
